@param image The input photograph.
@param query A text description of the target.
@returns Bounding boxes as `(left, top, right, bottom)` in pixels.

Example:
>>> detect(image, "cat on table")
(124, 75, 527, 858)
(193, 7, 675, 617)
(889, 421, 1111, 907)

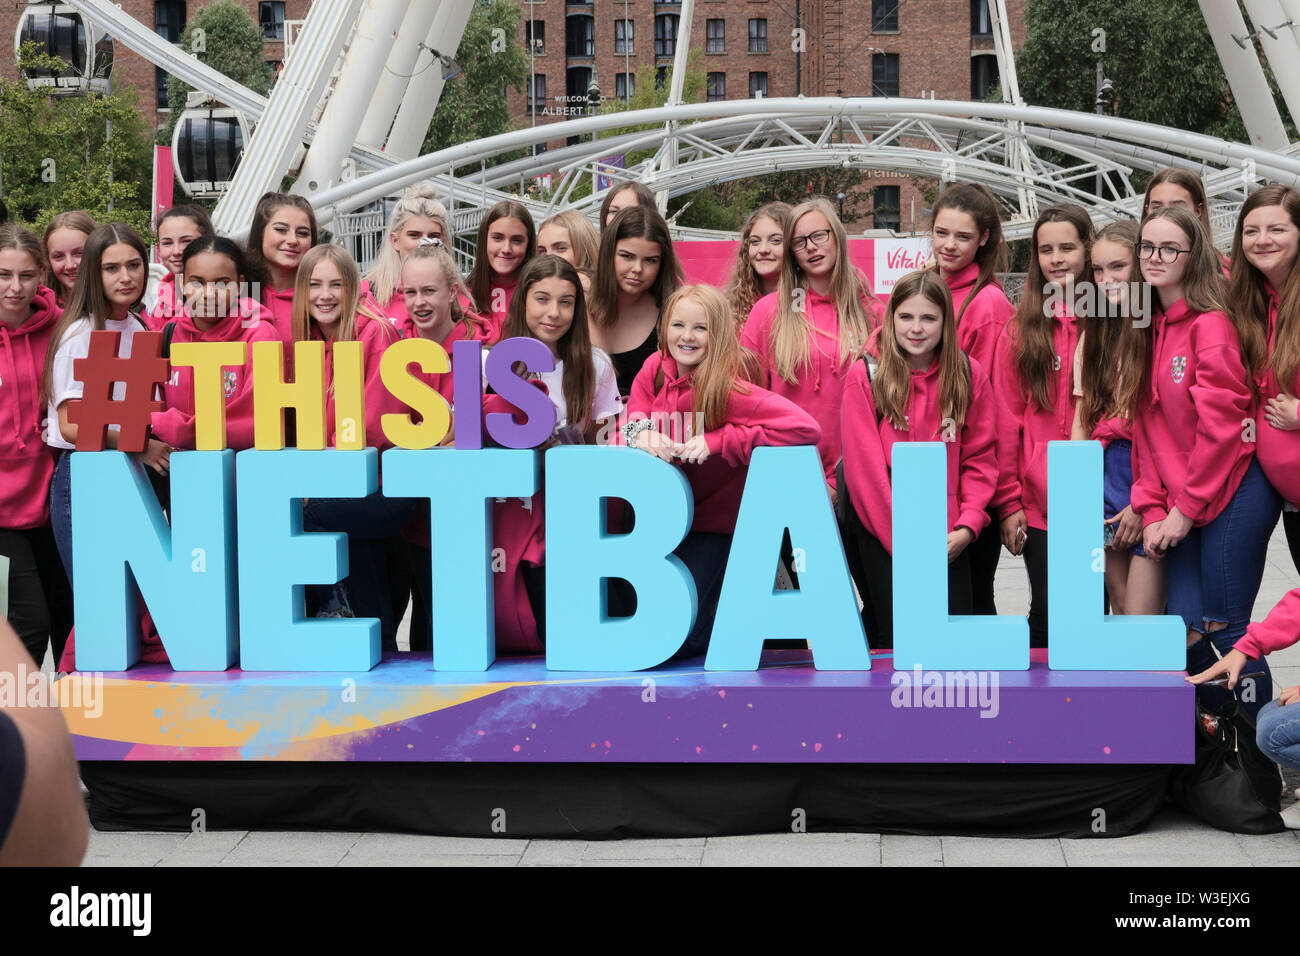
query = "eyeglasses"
(1137, 242, 1191, 263)
(790, 229, 833, 252)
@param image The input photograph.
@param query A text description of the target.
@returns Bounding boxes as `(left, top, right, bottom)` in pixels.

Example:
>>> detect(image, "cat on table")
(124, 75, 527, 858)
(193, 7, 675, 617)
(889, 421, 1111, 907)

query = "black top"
(610, 325, 659, 399)
(0, 711, 25, 852)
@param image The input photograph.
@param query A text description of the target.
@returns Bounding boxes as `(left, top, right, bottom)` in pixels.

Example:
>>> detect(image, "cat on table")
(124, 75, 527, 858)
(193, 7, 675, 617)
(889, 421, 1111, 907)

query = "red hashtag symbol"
(67, 330, 168, 452)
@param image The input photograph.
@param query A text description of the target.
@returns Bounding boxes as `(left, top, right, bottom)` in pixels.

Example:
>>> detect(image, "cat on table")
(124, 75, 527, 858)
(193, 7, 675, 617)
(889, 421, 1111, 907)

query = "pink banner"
(152, 145, 174, 225)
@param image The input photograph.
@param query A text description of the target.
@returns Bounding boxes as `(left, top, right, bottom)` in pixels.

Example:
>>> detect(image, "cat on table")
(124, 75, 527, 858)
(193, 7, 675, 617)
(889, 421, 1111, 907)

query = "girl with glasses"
(1132, 206, 1280, 717)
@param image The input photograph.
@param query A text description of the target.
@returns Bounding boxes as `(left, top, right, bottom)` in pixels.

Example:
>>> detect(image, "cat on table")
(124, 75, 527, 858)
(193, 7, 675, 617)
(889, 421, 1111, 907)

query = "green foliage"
(1016, 0, 1253, 144)
(164, 0, 271, 142)
(425, 0, 530, 168)
(0, 45, 153, 234)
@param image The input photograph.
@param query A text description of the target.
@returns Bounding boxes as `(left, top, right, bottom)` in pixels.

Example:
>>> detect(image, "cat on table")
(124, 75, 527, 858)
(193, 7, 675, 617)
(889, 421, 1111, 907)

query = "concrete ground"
(76, 523, 1300, 866)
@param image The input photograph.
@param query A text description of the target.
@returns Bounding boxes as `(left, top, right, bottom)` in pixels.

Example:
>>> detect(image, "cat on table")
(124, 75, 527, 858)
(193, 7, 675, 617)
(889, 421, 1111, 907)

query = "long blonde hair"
(366, 183, 451, 308)
(657, 284, 757, 431)
(291, 245, 386, 344)
(872, 270, 972, 432)
(769, 197, 878, 383)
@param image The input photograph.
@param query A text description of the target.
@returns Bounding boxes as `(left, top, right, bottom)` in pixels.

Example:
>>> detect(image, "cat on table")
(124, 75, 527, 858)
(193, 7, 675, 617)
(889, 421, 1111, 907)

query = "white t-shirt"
(482, 346, 623, 428)
(44, 314, 148, 451)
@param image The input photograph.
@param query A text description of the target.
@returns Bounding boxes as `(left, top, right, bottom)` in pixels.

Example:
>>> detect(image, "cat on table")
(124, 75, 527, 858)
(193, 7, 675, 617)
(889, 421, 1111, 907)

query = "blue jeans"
(1256, 698, 1300, 772)
(49, 451, 73, 585)
(1172, 458, 1281, 716)
(672, 531, 732, 659)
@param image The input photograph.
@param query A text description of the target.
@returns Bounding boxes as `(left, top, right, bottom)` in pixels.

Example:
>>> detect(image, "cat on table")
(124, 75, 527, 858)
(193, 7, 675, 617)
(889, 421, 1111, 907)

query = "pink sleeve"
(150, 406, 195, 450)
(957, 287, 1013, 373)
(364, 323, 398, 451)
(1235, 588, 1300, 659)
(989, 325, 1025, 519)
(1175, 341, 1254, 523)
(741, 300, 774, 389)
(1129, 398, 1169, 526)
(954, 362, 998, 536)
(839, 362, 895, 553)
(704, 389, 822, 466)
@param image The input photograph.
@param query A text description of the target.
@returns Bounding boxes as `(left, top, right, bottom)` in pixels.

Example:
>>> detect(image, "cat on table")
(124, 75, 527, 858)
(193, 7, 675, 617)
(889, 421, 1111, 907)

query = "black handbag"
(1169, 696, 1285, 834)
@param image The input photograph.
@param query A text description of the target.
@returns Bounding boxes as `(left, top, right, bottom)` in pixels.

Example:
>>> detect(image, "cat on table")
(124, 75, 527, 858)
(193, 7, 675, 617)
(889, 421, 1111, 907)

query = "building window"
(872, 52, 899, 97)
(749, 71, 768, 98)
(655, 14, 679, 57)
(616, 71, 635, 100)
(528, 73, 546, 110)
(259, 2, 286, 41)
(873, 186, 900, 231)
(526, 20, 545, 56)
(566, 65, 593, 103)
(154, 0, 185, 43)
(566, 14, 594, 57)
(707, 71, 726, 101)
(748, 18, 767, 53)
(656, 66, 668, 89)
(155, 65, 170, 109)
(706, 19, 725, 53)
(971, 54, 998, 100)
(872, 0, 898, 32)
(267, 59, 284, 86)
(972, 0, 992, 36)
(615, 19, 633, 54)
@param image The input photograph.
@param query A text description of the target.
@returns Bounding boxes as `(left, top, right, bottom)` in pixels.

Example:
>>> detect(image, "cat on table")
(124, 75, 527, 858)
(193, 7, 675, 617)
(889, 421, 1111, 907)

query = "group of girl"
(4, 173, 1300, 739)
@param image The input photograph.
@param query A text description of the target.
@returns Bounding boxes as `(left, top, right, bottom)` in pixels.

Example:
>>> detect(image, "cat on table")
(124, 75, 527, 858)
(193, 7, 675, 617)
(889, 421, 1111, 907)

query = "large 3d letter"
(545, 447, 695, 670)
(72, 451, 237, 670)
(236, 449, 379, 671)
(708, 445, 870, 670)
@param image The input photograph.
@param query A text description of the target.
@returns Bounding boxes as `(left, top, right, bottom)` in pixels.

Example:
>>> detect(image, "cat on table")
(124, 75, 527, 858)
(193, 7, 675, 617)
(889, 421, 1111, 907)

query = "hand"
(1264, 393, 1300, 431)
(1106, 505, 1142, 551)
(1187, 648, 1248, 689)
(1146, 506, 1192, 555)
(1000, 510, 1027, 555)
(947, 527, 975, 563)
(1280, 685, 1300, 706)
(677, 434, 711, 464)
(135, 438, 171, 476)
(827, 481, 839, 512)
(637, 429, 681, 462)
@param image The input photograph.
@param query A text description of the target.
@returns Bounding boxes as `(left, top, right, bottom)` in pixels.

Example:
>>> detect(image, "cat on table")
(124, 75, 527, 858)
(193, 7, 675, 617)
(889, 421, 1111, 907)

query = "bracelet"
(623, 418, 653, 447)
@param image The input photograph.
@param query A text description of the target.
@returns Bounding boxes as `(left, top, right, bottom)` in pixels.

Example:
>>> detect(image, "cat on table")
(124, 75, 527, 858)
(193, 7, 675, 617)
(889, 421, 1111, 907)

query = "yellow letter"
(379, 338, 451, 449)
(170, 341, 246, 450)
(253, 340, 326, 449)
(332, 340, 366, 450)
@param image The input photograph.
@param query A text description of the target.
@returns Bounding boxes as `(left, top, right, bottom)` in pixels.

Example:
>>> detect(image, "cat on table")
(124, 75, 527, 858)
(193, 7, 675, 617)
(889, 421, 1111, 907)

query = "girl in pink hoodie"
(1189, 588, 1300, 828)
(0, 224, 71, 665)
(930, 183, 1014, 617)
(1133, 206, 1281, 717)
(839, 270, 997, 648)
(245, 192, 318, 344)
(364, 183, 452, 328)
(150, 236, 279, 451)
(992, 203, 1094, 648)
(467, 201, 535, 342)
(626, 284, 820, 657)
(293, 245, 408, 652)
(725, 202, 793, 332)
(1226, 186, 1300, 574)
(143, 205, 213, 331)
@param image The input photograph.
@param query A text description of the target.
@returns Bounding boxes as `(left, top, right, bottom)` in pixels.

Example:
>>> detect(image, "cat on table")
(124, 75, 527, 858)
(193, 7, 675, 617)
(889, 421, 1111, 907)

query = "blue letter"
(544, 446, 695, 670)
(892, 442, 1029, 670)
(71, 451, 237, 671)
(708, 446, 870, 670)
(1047, 441, 1185, 669)
(236, 449, 379, 671)
(382, 448, 538, 670)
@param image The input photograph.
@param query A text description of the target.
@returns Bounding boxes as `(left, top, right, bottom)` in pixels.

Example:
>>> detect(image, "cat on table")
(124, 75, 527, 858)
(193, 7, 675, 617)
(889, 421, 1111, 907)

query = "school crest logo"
(223, 370, 238, 398)
(1171, 355, 1187, 384)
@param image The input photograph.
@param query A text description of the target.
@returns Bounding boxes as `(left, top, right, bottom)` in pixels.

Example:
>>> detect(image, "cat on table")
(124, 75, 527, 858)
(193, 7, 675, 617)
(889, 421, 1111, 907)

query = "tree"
(0, 45, 153, 233)
(164, 0, 270, 142)
(1016, 0, 1258, 145)
(424, 0, 530, 165)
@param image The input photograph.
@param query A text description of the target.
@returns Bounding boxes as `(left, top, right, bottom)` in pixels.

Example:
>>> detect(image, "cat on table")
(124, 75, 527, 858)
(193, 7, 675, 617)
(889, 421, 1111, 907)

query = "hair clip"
(419, 237, 444, 248)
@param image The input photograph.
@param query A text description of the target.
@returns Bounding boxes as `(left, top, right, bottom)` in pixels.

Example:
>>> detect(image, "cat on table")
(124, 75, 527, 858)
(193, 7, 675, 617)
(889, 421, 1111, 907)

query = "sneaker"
(1281, 802, 1300, 831)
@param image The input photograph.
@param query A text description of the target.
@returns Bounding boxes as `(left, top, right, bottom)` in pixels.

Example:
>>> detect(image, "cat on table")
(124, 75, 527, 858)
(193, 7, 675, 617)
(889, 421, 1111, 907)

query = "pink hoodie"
(150, 300, 279, 451)
(143, 272, 179, 330)
(625, 351, 822, 534)
(991, 301, 1080, 529)
(840, 351, 998, 553)
(0, 285, 61, 529)
(1253, 284, 1300, 505)
(311, 311, 399, 450)
(1235, 587, 1300, 660)
(393, 312, 494, 406)
(1131, 300, 1255, 527)
(260, 284, 296, 344)
(482, 276, 517, 344)
(944, 262, 1015, 374)
(741, 288, 883, 485)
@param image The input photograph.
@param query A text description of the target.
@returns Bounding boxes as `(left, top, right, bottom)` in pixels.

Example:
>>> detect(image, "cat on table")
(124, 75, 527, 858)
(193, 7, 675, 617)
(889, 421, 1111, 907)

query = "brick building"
(508, 0, 1026, 231)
